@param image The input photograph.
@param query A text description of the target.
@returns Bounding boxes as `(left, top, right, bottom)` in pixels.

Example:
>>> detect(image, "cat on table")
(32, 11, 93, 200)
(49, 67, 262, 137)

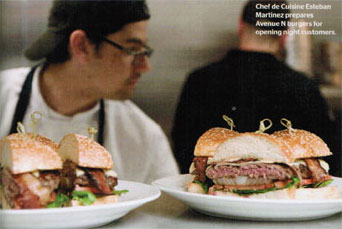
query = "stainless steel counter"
(99, 193, 342, 229)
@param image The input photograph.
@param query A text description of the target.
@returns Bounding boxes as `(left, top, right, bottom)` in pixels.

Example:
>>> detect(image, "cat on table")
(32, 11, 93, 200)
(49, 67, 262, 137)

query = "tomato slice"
(300, 178, 313, 186)
(221, 183, 274, 191)
(214, 179, 295, 191)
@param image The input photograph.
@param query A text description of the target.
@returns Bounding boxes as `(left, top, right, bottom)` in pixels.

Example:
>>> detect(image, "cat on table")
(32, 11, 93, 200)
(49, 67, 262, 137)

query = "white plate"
(0, 180, 160, 229)
(152, 174, 342, 221)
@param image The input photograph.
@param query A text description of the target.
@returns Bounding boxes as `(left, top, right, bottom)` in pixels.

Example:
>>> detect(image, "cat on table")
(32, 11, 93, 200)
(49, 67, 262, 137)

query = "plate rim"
(0, 180, 161, 215)
(152, 174, 342, 205)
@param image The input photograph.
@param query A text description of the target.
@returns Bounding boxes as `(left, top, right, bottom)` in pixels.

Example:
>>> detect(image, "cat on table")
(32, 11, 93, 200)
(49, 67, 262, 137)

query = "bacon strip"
(2, 168, 42, 209)
(304, 158, 330, 183)
(60, 160, 77, 192)
(16, 173, 57, 206)
(87, 169, 113, 194)
(193, 156, 208, 182)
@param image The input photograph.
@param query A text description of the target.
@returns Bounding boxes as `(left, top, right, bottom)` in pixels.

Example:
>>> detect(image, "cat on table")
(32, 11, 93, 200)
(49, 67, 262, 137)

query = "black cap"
(25, 0, 150, 61)
(242, 0, 290, 31)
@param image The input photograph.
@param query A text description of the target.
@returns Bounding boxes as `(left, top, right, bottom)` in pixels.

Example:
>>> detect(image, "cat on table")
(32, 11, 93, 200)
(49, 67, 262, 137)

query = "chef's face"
(87, 20, 151, 100)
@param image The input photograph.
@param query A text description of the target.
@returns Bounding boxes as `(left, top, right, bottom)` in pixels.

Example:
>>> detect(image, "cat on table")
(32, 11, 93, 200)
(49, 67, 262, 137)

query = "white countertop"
(99, 193, 342, 229)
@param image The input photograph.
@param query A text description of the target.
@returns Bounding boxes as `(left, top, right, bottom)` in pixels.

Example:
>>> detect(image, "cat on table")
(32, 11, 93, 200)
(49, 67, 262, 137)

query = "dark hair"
(45, 35, 71, 64)
(26, 0, 150, 63)
(242, 0, 290, 31)
(45, 30, 111, 64)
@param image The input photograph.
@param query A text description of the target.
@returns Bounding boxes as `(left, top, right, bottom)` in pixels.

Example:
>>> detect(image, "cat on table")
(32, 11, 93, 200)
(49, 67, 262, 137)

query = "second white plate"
(1, 180, 160, 229)
(152, 174, 342, 221)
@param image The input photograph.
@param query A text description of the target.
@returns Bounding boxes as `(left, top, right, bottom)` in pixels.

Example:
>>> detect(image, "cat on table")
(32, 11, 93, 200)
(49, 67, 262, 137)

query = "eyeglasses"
(101, 37, 153, 59)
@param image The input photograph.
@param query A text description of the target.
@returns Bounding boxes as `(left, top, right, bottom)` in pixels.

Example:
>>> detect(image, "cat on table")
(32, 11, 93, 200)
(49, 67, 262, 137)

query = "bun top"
(58, 134, 113, 169)
(272, 129, 332, 160)
(194, 128, 238, 157)
(0, 133, 62, 174)
(213, 132, 293, 163)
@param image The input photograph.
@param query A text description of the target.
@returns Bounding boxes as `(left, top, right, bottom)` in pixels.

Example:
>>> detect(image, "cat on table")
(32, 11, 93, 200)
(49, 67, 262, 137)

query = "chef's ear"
(69, 30, 93, 62)
(238, 18, 244, 38)
(280, 33, 288, 46)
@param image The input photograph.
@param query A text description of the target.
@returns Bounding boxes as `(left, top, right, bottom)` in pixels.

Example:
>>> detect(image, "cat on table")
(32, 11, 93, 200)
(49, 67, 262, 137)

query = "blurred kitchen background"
(0, 0, 341, 140)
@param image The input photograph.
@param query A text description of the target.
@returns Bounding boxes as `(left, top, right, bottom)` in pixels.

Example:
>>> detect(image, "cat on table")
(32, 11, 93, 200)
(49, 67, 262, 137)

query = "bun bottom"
(187, 182, 206, 194)
(188, 183, 341, 200)
(71, 195, 118, 206)
(210, 186, 341, 200)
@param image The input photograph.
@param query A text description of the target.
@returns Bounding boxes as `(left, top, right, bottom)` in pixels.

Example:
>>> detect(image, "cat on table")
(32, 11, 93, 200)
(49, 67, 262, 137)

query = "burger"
(57, 133, 118, 206)
(0, 133, 62, 209)
(272, 129, 333, 188)
(188, 127, 238, 194)
(202, 131, 340, 199)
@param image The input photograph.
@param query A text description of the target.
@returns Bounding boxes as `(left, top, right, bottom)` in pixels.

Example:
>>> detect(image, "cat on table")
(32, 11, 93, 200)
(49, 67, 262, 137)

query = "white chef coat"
(0, 66, 179, 184)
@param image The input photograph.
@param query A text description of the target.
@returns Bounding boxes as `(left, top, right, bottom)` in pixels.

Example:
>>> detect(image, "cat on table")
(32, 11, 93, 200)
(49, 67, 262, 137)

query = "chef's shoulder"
(0, 67, 31, 92)
(104, 99, 164, 135)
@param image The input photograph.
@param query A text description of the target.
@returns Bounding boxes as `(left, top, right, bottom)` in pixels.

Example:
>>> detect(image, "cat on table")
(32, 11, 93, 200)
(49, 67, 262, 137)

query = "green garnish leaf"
(112, 189, 129, 196)
(46, 193, 70, 208)
(284, 176, 300, 188)
(314, 179, 333, 188)
(233, 187, 276, 196)
(72, 190, 96, 206)
(193, 181, 209, 194)
(303, 184, 313, 188)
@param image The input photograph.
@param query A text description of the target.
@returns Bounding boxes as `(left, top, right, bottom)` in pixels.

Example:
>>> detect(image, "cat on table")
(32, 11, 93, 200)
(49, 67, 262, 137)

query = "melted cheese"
(319, 159, 329, 172)
(104, 169, 117, 177)
(290, 159, 329, 173)
(289, 160, 307, 167)
(32, 171, 40, 178)
(76, 168, 117, 177)
(216, 160, 276, 167)
(76, 168, 85, 177)
(189, 162, 195, 174)
(207, 157, 215, 164)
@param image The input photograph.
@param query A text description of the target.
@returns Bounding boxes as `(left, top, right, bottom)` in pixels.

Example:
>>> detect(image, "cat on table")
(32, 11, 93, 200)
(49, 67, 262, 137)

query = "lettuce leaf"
(112, 189, 129, 196)
(314, 179, 333, 188)
(72, 190, 96, 206)
(46, 193, 70, 208)
(284, 176, 300, 188)
(303, 179, 333, 188)
(193, 181, 209, 194)
(233, 187, 276, 195)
